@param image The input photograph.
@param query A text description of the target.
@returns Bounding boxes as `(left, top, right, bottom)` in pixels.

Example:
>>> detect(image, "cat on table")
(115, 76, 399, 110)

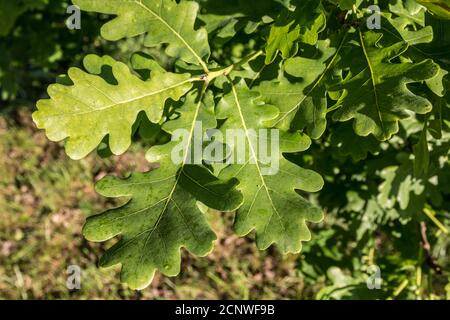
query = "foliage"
(24, 0, 450, 298)
(0, 0, 139, 104)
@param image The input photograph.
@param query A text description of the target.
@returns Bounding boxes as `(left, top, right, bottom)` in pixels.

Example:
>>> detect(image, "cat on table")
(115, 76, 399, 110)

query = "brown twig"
(420, 222, 443, 274)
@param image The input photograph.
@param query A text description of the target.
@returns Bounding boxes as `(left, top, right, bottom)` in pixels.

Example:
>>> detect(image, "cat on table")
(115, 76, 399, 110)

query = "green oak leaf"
(84, 91, 243, 289)
(132, 52, 168, 79)
(73, 0, 211, 69)
(389, 0, 429, 27)
(331, 31, 439, 140)
(375, 150, 443, 214)
(417, 0, 450, 20)
(33, 55, 194, 160)
(382, 1, 448, 97)
(265, 10, 301, 64)
(265, 0, 326, 64)
(330, 123, 380, 161)
(196, 0, 291, 43)
(382, 13, 432, 46)
(217, 80, 324, 253)
(196, 0, 278, 46)
(416, 15, 450, 96)
(258, 40, 337, 138)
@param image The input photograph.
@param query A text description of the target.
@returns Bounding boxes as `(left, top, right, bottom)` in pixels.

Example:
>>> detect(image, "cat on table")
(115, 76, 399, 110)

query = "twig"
(420, 222, 443, 274)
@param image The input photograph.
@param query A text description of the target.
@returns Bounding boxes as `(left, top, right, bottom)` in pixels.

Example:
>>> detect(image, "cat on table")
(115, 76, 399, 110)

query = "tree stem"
(202, 50, 265, 85)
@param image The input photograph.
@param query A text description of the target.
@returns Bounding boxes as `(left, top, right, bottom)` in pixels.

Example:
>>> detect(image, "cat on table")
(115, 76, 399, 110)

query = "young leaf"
(217, 80, 324, 253)
(33, 55, 194, 159)
(265, 0, 326, 64)
(197, 0, 292, 43)
(331, 31, 440, 140)
(73, 0, 211, 70)
(84, 91, 243, 290)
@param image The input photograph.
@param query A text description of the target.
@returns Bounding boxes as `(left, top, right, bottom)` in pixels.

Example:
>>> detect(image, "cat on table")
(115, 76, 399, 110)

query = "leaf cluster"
(32, 0, 450, 293)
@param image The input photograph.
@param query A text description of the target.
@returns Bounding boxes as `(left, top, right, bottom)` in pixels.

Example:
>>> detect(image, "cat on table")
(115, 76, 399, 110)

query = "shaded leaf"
(417, 0, 450, 20)
(381, 2, 449, 97)
(331, 31, 439, 140)
(330, 123, 380, 161)
(378, 162, 425, 211)
(258, 40, 337, 138)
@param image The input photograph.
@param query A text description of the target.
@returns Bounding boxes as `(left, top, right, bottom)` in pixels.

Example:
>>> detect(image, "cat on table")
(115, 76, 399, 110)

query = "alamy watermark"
(366, 265, 382, 290)
(66, 5, 81, 30)
(366, 5, 381, 30)
(66, 265, 81, 290)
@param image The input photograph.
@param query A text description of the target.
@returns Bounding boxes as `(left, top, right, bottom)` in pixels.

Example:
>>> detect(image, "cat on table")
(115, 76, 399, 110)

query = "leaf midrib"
(39, 78, 196, 120)
(359, 30, 387, 138)
(134, 0, 209, 72)
(229, 80, 287, 234)
(135, 92, 205, 274)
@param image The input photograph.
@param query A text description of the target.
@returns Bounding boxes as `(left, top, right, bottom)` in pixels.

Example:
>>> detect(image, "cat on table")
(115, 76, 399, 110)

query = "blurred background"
(1, 0, 450, 299)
